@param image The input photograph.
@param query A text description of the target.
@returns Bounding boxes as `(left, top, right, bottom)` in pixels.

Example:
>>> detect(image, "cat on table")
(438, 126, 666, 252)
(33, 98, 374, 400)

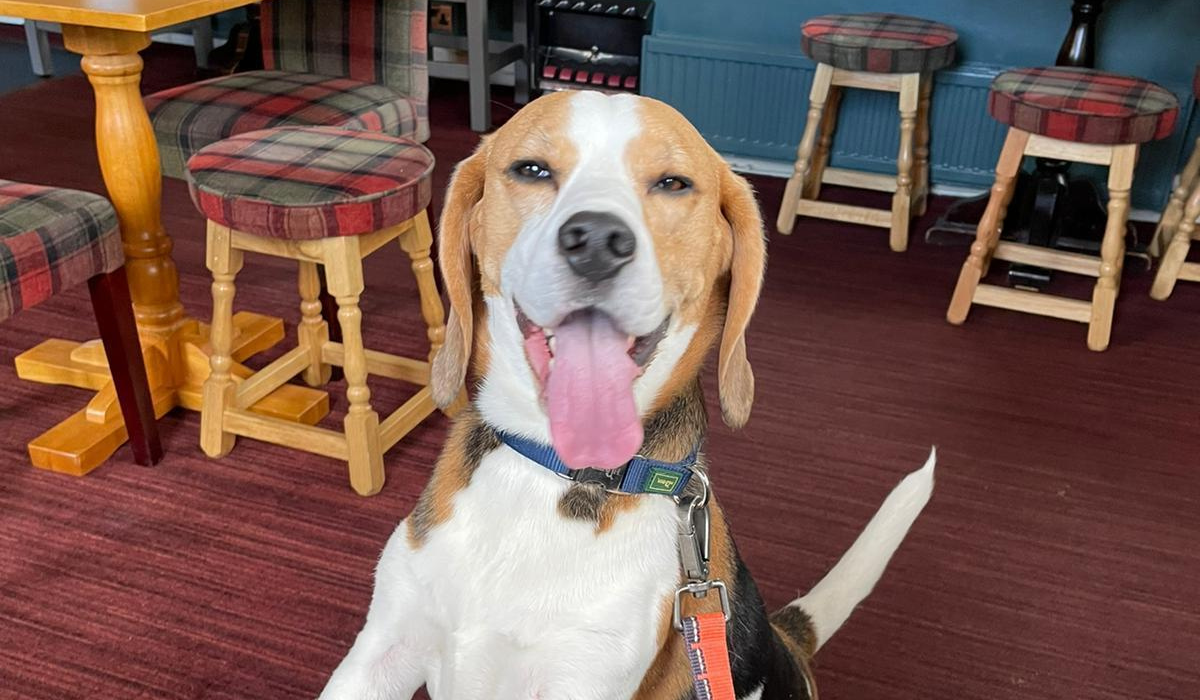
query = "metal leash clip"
(672, 469, 731, 630)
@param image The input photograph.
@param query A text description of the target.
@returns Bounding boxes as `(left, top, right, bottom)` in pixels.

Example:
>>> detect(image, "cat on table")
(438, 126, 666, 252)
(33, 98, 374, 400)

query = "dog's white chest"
(398, 449, 683, 699)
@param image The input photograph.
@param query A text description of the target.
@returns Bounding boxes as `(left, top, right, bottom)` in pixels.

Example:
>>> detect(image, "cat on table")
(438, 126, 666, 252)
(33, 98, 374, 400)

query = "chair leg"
(24, 20, 53, 77)
(88, 266, 162, 466)
(913, 75, 934, 217)
(803, 85, 842, 201)
(200, 223, 243, 458)
(890, 73, 920, 253)
(777, 63, 833, 234)
(1151, 178, 1200, 301)
(512, 0, 531, 105)
(1150, 136, 1200, 258)
(298, 261, 332, 387)
(947, 128, 1030, 324)
(1088, 145, 1137, 352)
(466, 0, 491, 132)
(325, 237, 384, 497)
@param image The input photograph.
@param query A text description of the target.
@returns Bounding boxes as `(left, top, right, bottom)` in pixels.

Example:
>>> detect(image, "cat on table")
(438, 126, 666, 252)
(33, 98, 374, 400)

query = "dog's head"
(432, 91, 765, 469)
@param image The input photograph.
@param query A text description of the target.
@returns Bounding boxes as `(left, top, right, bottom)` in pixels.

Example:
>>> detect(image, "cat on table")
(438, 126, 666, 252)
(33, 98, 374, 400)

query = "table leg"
(13, 25, 328, 476)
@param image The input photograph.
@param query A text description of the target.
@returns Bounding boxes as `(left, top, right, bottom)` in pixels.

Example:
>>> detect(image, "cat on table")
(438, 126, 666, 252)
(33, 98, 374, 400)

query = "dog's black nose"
(557, 211, 636, 283)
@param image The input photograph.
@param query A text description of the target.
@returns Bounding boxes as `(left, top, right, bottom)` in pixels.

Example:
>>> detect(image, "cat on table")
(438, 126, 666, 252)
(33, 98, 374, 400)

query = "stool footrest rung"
(821, 167, 898, 193)
(993, 242, 1101, 277)
(235, 345, 311, 409)
(973, 284, 1092, 323)
(321, 343, 430, 385)
(794, 199, 892, 228)
(831, 68, 905, 92)
(1178, 262, 1200, 283)
(224, 408, 349, 460)
(380, 388, 437, 451)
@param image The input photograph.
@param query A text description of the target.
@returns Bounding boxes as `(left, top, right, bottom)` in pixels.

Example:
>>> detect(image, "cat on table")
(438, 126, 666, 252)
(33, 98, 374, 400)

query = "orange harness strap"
(680, 611, 737, 700)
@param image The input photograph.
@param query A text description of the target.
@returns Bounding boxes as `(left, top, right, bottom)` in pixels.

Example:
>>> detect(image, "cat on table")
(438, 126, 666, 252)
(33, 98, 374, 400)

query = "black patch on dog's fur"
(409, 412, 499, 543)
(723, 546, 816, 700)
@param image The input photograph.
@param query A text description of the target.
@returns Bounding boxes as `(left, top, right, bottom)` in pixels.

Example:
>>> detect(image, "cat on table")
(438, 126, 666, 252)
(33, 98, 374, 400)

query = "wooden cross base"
(14, 311, 330, 475)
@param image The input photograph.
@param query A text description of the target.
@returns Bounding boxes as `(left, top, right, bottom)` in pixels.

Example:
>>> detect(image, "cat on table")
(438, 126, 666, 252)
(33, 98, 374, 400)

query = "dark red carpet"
(1, 38, 1198, 700)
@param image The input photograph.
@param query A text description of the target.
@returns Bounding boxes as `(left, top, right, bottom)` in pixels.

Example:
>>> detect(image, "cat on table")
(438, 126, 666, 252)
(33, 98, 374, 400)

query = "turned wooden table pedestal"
(0, 0, 328, 475)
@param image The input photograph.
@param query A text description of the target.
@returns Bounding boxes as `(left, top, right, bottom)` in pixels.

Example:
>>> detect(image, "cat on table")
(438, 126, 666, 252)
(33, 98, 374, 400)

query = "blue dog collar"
(496, 430, 699, 497)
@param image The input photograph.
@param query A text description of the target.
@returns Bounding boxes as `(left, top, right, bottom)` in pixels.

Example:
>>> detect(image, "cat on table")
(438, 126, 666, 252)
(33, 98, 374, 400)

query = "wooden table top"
(0, 0, 255, 33)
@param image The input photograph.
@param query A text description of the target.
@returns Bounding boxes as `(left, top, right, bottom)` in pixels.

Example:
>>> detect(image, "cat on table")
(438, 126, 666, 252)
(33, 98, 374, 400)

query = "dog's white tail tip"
(788, 447, 936, 652)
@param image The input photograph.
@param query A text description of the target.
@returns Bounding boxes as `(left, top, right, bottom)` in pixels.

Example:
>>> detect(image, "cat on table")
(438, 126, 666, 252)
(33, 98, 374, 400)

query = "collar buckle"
(570, 465, 629, 493)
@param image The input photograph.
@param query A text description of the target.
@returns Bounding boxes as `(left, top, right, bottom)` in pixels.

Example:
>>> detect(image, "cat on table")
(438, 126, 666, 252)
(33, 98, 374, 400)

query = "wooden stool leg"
(913, 75, 934, 217)
(1088, 145, 1136, 352)
(325, 237, 384, 496)
(947, 129, 1030, 324)
(297, 261, 332, 387)
(200, 223, 243, 457)
(88, 266, 163, 466)
(777, 63, 833, 234)
(398, 212, 448, 361)
(1150, 136, 1200, 258)
(1151, 178, 1200, 301)
(803, 85, 842, 200)
(890, 73, 920, 253)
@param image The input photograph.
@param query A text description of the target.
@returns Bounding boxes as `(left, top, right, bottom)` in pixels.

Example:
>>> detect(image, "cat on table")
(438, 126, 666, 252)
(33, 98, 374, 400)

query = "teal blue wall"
(642, 0, 1200, 209)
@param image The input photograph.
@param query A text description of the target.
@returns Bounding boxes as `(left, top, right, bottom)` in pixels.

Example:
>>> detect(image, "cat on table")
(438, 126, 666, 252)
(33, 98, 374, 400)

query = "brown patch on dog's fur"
(556, 384, 708, 532)
(771, 610, 820, 700)
(407, 410, 499, 548)
(771, 606, 818, 660)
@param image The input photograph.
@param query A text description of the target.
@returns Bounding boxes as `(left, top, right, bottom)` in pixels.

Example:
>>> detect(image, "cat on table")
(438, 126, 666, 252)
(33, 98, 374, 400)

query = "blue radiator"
(642, 34, 1197, 211)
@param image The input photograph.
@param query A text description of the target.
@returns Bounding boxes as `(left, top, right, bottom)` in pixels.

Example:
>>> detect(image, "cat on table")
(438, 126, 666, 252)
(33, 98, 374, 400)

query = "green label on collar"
(644, 467, 683, 494)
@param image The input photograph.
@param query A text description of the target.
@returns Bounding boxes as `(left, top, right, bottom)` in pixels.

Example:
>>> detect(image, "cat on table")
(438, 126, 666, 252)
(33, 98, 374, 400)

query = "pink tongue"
(546, 311, 642, 470)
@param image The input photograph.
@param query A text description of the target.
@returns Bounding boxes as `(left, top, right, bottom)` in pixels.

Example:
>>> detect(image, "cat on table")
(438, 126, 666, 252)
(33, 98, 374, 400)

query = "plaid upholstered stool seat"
(947, 67, 1180, 351)
(779, 14, 958, 251)
(801, 13, 957, 74)
(188, 126, 449, 496)
(186, 126, 433, 240)
(989, 67, 1179, 145)
(1, 180, 161, 467)
(144, 0, 430, 181)
(146, 71, 421, 180)
(1150, 64, 1200, 300)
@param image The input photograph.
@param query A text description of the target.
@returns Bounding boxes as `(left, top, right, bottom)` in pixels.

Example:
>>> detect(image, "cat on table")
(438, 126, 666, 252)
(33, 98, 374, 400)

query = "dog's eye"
(510, 160, 553, 181)
(654, 176, 692, 193)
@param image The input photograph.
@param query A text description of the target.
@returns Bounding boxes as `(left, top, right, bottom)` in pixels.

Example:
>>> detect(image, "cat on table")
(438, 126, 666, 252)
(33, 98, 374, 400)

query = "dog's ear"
(431, 140, 489, 409)
(716, 165, 766, 429)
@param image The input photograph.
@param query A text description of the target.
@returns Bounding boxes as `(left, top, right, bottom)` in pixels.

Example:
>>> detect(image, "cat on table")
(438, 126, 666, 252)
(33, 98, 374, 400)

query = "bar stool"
(947, 67, 1179, 351)
(1, 180, 162, 470)
(1150, 65, 1200, 301)
(187, 126, 448, 496)
(777, 13, 958, 252)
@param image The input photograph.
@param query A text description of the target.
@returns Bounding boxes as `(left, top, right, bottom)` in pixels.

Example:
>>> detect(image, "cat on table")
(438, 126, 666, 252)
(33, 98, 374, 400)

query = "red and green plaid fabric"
(0, 180, 123, 321)
(801, 13, 957, 74)
(989, 67, 1179, 145)
(146, 71, 420, 180)
(261, 0, 428, 139)
(187, 126, 434, 240)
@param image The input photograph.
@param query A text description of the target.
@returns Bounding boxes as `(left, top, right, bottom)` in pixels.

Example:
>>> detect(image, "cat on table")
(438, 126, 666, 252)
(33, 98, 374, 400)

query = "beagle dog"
(319, 91, 934, 700)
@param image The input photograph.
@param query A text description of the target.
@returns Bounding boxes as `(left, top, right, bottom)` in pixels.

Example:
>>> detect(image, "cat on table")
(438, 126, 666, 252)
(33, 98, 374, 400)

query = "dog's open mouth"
(517, 306, 669, 470)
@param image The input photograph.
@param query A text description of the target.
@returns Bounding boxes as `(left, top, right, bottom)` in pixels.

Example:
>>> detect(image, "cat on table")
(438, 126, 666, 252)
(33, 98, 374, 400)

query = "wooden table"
(0, 0, 328, 475)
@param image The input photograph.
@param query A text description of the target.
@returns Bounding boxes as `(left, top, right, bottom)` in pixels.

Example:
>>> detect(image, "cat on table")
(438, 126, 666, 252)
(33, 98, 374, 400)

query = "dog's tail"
(771, 448, 936, 656)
